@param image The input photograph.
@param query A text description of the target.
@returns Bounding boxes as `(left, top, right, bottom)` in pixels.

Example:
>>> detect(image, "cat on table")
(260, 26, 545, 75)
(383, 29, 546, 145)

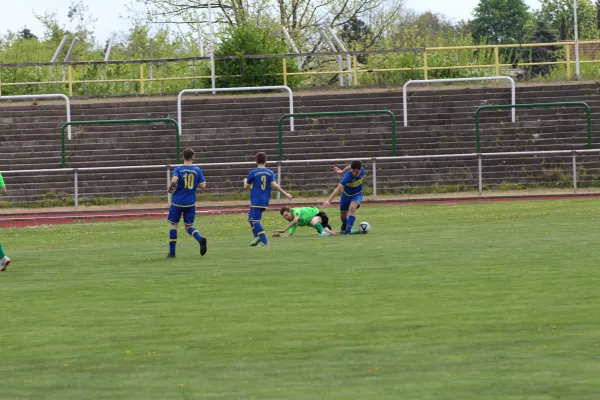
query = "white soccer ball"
(358, 222, 370, 234)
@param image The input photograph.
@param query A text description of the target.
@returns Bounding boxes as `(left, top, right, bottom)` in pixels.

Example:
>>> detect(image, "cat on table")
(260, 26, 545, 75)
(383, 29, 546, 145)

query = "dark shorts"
(248, 207, 266, 223)
(316, 211, 331, 229)
(340, 193, 363, 212)
(168, 205, 196, 225)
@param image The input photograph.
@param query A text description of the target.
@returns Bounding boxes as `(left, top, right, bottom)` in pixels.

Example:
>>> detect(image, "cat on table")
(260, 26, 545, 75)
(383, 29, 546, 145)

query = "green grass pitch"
(1, 199, 600, 399)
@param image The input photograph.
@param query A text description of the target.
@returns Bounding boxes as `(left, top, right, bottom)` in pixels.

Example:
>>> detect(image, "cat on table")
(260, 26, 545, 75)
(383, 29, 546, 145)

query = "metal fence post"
(565, 44, 571, 80)
(74, 168, 79, 209)
(139, 63, 145, 94)
(478, 154, 483, 197)
(352, 55, 359, 86)
(167, 165, 171, 203)
(371, 158, 377, 200)
(494, 46, 500, 75)
(572, 151, 577, 194)
(67, 65, 73, 97)
(277, 160, 282, 203)
(282, 58, 287, 87)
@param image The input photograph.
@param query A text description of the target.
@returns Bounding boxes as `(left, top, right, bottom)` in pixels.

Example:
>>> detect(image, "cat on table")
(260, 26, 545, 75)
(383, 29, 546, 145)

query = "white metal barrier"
(3, 149, 598, 208)
(177, 86, 295, 136)
(403, 77, 516, 127)
(0, 94, 72, 139)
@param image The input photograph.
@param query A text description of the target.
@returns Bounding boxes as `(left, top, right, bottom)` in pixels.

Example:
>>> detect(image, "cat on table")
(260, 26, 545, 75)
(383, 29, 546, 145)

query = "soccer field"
(1, 200, 600, 399)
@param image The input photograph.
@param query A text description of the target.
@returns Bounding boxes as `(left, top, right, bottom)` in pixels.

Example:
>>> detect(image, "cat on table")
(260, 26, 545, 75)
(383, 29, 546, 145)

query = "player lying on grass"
(273, 206, 339, 237)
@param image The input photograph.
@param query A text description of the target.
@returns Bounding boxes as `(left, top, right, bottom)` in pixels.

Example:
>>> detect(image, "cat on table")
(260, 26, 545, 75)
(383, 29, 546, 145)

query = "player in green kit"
(273, 206, 339, 237)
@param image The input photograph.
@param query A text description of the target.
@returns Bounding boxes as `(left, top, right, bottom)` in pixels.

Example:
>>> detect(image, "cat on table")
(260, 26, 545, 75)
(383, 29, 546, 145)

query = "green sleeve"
(288, 224, 297, 235)
(0, 173, 4, 188)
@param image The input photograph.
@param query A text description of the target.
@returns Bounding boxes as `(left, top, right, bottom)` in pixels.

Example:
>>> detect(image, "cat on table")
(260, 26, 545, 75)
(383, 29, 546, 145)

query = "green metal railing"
(475, 102, 592, 152)
(61, 118, 181, 167)
(277, 110, 396, 160)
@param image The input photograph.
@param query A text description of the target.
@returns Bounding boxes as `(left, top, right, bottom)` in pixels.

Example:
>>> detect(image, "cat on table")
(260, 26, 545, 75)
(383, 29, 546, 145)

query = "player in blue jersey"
(166, 148, 208, 258)
(244, 152, 293, 247)
(322, 160, 365, 234)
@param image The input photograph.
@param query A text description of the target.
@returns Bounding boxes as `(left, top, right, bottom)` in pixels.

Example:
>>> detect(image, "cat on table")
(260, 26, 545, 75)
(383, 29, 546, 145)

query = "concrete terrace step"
(3, 82, 600, 204)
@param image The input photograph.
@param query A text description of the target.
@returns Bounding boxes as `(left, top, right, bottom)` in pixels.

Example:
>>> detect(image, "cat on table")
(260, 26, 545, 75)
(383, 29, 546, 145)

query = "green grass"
(2, 200, 600, 399)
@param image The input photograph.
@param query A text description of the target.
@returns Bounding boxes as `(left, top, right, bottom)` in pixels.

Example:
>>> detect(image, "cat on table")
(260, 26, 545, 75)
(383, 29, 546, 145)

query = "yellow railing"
(1, 40, 600, 96)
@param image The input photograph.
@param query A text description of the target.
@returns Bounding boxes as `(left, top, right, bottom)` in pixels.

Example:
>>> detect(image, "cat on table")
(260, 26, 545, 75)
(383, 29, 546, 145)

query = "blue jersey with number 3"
(246, 168, 276, 208)
(171, 165, 205, 207)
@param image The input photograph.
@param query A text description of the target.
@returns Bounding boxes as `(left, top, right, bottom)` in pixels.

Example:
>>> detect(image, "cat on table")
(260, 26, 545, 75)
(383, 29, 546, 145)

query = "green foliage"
(470, 0, 531, 44)
(520, 20, 561, 77)
(532, 51, 600, 81)
(206, 23, 304, 88)
(358, 32, 493, 85)
(341, 17, 373, 63)
(496, 182, 527, 190)
(537, 0, 599, 40)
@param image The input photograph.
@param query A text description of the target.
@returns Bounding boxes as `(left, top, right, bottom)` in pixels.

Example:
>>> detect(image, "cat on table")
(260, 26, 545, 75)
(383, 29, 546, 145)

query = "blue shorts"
(167, 205, 196, 225)
(340, 193, 363, 212)
(248, 207, 266, 222)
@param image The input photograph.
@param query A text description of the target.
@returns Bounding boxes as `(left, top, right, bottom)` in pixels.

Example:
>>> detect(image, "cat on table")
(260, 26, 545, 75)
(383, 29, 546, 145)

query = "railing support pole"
(74, 168, 79, 209)
(478, 154, 483, 197)
(277, 160, 282, 203)
(178, 86, 295, 135)
(372, 158, 377, 200)
(282, 58, 287, 87)
(572, 151, 578, 194)
(475, 102, 593, 152)
(404, 77, 516, 127)
(167, 166, 172, 204)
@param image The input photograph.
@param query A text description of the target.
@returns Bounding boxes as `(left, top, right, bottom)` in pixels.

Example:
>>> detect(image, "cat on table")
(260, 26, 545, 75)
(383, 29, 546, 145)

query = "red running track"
(2, 194, 600, 228)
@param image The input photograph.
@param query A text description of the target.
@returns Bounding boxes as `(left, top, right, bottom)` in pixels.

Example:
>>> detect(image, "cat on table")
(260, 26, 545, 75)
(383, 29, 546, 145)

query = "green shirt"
(288, 207, 319, 234)
(0, 173, 4, 188)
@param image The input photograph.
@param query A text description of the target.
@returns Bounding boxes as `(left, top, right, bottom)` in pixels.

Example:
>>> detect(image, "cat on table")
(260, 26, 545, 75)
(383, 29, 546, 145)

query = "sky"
(1, 0, 542, 44)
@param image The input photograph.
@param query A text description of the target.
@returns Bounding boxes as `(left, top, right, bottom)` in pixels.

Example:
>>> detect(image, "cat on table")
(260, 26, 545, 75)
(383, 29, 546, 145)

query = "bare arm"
(243, 178, 251, 189)
(332, 164, 351, 174)
(322, 184, 343, 207)
(168, 177, 179, 193)
(198, 182, 206, 190)
(271, 182, 293, 200)
(275, 216, 299, 234)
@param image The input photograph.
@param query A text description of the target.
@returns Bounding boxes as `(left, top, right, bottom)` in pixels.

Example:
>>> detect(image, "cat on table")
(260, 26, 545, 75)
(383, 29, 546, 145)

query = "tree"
(470, 0, 531, 44)
(522, 20, 559, 77)
(597, 0, 600, 30)
(341, 17, 372, 63)
(18, 28, 37, 40)
(413, 12, 469, 45)
(67, 0, 97, 51)
(34, 10, 67, 42)
(207, 22, 302, 87)
(537, 0, 599, 40)
(130, 0, 405, 54)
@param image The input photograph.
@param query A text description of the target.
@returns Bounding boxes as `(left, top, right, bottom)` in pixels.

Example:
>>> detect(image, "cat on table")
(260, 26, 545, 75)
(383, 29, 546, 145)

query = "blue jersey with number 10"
(246, 167, 276, 208)
(171, 165, 205, 207)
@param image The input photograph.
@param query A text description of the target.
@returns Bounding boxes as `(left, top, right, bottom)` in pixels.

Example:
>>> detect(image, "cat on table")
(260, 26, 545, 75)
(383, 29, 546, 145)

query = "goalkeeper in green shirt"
(273, 206, 338, 237)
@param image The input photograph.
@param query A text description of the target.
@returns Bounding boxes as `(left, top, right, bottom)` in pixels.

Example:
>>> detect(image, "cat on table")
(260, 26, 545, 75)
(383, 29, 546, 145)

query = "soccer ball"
(358, 222, 370, 234)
